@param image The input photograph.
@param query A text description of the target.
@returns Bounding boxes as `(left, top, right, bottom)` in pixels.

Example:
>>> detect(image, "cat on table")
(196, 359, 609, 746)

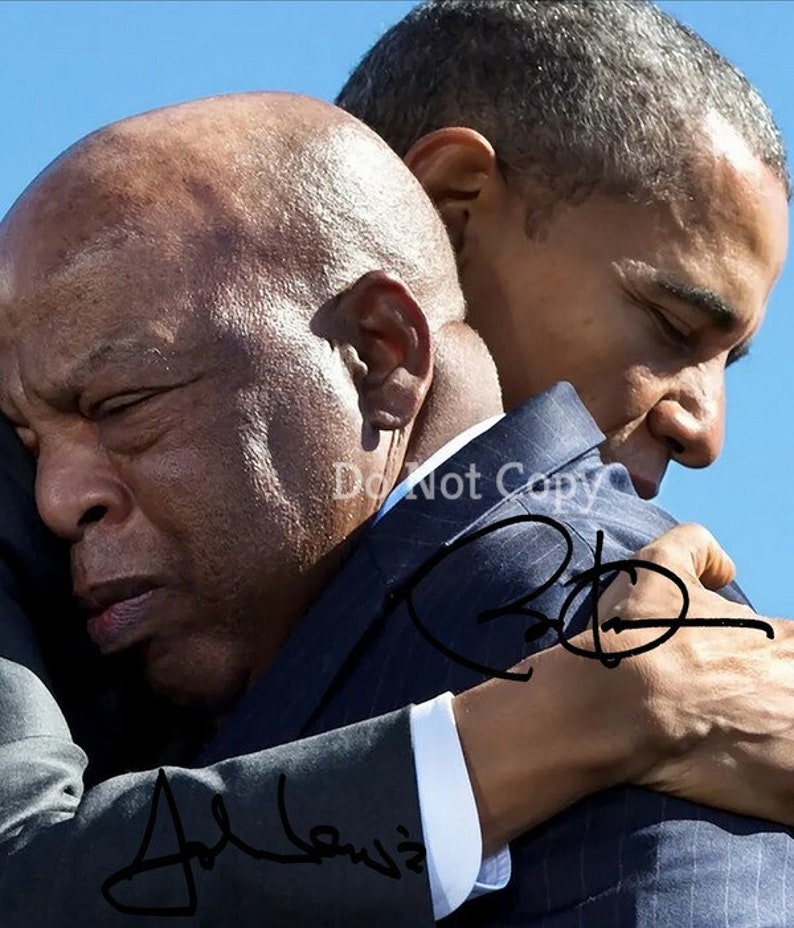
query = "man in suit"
(0, 403, 458, 928)
(2, 92, 793, 927)
(311, 2, 792, 922)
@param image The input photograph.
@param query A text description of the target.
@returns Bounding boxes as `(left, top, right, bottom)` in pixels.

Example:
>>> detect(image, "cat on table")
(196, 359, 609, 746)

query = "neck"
(406, 321, 503, 470)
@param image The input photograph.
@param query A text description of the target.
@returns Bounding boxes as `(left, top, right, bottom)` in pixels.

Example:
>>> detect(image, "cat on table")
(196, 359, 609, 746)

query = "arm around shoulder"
(0, 656, 434, 927)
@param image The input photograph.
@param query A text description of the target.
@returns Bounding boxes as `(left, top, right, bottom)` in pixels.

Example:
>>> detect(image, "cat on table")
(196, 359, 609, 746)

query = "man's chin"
(598, 440, 666, 500)
(629, 474, 661, 500)
(141, 638, 249, 716)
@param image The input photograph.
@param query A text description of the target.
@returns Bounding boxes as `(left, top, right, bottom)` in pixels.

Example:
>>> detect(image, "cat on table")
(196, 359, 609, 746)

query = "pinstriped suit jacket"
(207, 382, 794, 927)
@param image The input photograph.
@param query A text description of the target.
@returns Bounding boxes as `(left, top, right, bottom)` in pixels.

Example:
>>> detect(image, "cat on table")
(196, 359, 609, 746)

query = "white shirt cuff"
(473, 846, 512, 898)
(409, 693, 511, 919)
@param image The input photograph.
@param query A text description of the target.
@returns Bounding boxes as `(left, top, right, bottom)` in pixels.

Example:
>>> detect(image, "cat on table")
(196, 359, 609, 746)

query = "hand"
(456, 523, 794, 852)
(595, 523, 794, 824)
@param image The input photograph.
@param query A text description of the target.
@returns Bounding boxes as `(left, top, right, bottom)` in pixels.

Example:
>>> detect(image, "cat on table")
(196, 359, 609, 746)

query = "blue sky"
(0, 1, 791, 614)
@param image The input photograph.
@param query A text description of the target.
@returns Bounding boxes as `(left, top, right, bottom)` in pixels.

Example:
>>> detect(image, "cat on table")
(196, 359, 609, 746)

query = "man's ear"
(404, 127, 501, 252)
(337, 271, 433, 431)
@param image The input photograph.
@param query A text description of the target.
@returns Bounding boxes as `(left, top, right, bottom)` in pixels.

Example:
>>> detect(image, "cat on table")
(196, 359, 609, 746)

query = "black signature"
(401, 514, 774, 680)
(102, 768, 426, 917)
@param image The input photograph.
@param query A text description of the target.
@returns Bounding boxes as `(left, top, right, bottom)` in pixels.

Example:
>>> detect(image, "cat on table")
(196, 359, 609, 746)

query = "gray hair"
(337, 0, 790, 210)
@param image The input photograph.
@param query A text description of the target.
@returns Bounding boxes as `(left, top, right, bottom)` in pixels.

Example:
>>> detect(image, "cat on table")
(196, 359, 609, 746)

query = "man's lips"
(78, 578, 160, 653)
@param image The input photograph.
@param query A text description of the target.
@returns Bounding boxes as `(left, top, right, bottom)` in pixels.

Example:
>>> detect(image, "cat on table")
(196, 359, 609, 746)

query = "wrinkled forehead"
(0, 151, 242, 339)
(0, 195, 239, 413)
(1, 215, 183, 342)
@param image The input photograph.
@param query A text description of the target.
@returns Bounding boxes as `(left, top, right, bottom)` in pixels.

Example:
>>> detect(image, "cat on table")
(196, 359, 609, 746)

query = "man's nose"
(35, 433, 132, 543)
(647, 364, 726, 470)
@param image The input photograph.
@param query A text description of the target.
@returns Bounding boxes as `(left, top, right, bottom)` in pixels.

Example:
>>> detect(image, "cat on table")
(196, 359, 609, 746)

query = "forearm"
(0, 661, 433, 928)
(456, 608, 794, 851)
(453, 641, 635, 854)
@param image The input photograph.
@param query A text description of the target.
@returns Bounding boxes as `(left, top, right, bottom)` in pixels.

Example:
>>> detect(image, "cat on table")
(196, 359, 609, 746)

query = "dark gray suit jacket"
(209, 383, 794, 927)
(0, 417, 433, 927)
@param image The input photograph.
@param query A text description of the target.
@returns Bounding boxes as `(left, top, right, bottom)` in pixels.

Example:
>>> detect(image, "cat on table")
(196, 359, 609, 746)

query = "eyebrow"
(652, 277, 739, 331)
(651, 276, 751, 366)
(66, 340, 175, 385)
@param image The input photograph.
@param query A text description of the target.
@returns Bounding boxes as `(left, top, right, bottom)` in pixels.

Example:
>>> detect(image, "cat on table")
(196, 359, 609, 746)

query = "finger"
(635, 522, 736, 591)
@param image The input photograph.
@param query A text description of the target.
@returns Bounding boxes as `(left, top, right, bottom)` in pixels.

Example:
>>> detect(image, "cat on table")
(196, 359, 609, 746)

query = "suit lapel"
(200, 382, 604, 762)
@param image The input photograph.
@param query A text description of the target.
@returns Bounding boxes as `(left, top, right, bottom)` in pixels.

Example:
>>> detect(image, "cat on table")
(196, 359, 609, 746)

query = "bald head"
(0, 93, 499, 709)
(2, 92, 463, 332)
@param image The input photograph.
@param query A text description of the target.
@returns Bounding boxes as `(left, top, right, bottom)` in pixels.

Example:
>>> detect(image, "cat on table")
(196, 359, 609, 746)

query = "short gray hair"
(337, 0, 790, 209)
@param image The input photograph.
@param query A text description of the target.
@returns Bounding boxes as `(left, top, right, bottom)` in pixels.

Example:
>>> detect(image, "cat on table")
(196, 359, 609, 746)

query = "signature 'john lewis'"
(103, 769, 426, 917)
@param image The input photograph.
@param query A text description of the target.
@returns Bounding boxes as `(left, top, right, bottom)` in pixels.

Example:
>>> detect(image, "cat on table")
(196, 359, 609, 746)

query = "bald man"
(2, 94, 794, 928)
(2, 92, 491, 928)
